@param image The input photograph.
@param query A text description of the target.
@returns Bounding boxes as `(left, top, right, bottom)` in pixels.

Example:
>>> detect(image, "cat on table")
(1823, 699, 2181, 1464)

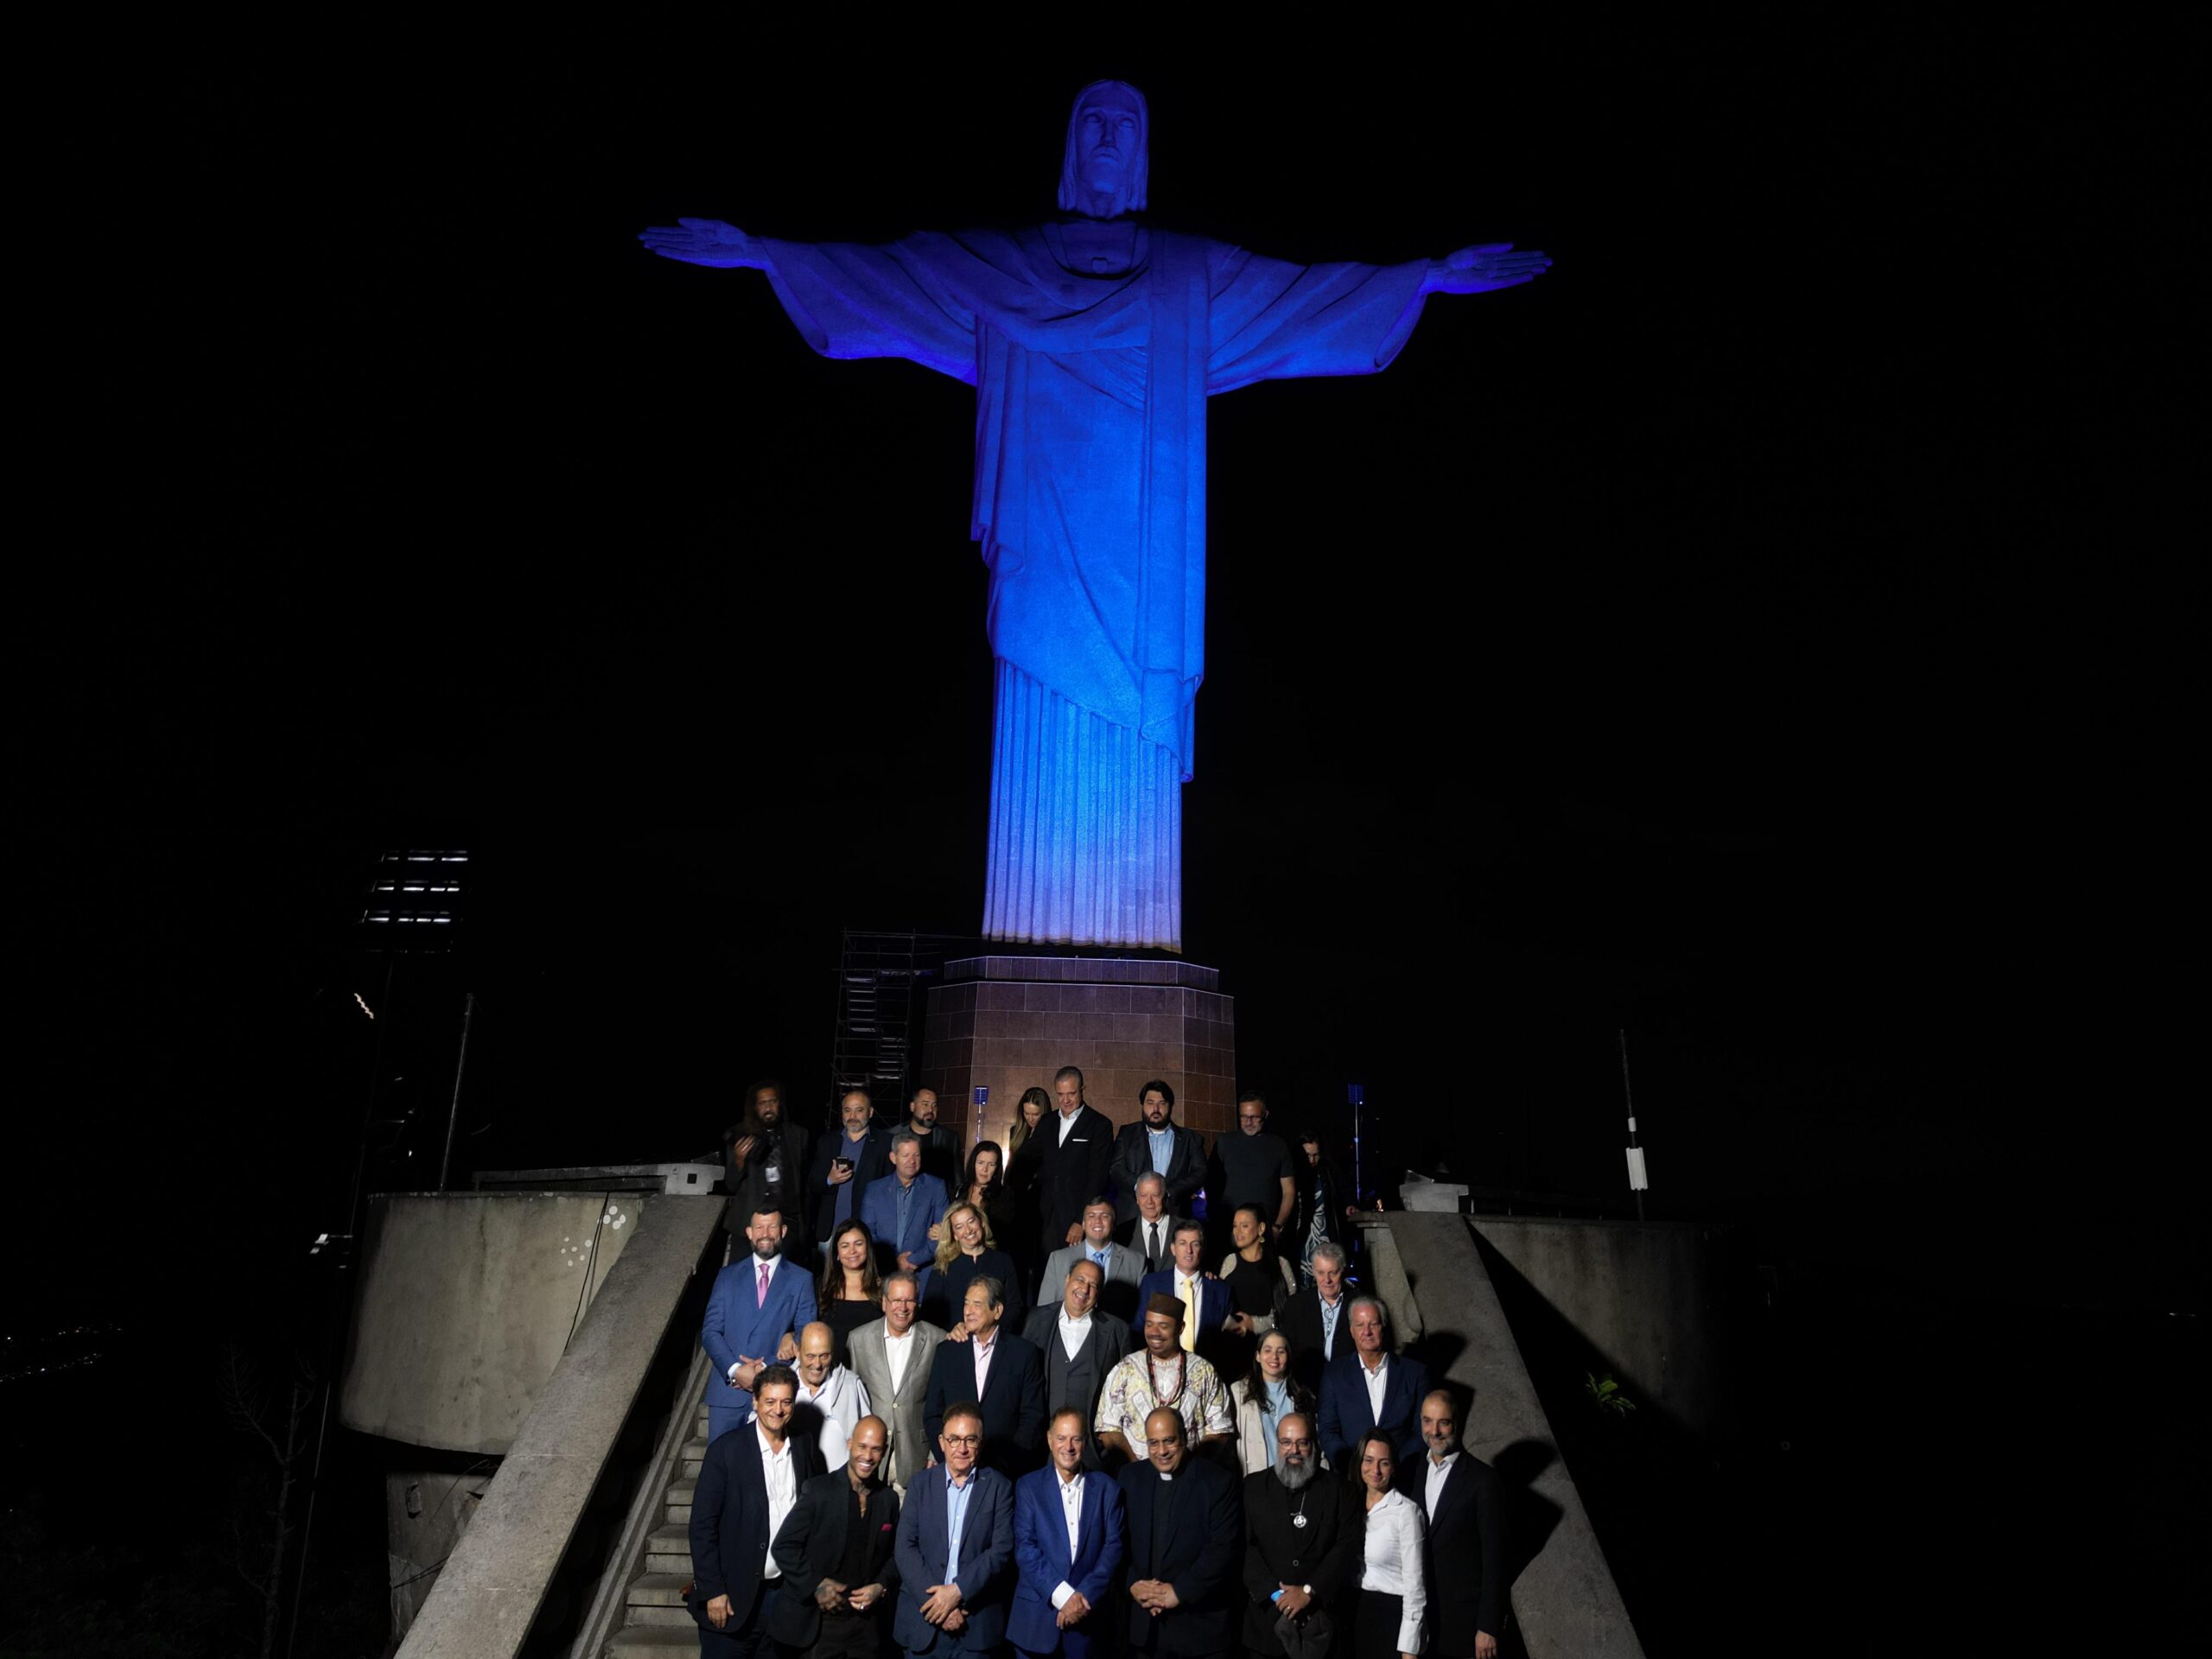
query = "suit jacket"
(687, 1423, 826, 1628)
(1039, 1240, 1147, 1325)
(859, 1173, 950, 1299)
(766, 1468, 903, 1647)
(1007, 1465, 1128, 1658)
(808, 1125, 893, 1241)
(1274, 1286, 1353, 1394)
(893, 1464, 1016, 1651)
(1116, 1455, 1243, 1655)
(723, 1119, 812, 1238)
(1034, 1106, 1115, 1254)
(1315, 1349, 1430, 1467)
(847, 1317, 949, 1494)
(1116, 1213, 1186, 1277)
(1407, 1451, 1505, 1652)
(701, 1255, 818, 1421)
(1020, 1306, 1136, 1467)
(1136, 1268, 1235, 1364)
(1239, 1467, 1357, 1652)
(1108, 1121, 1207, 1220)
(925, 1329, 1046, 1476)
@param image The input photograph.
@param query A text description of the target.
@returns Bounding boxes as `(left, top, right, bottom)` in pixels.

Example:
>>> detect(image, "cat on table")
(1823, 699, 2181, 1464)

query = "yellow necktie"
(1178, 1275, 1198, 1352)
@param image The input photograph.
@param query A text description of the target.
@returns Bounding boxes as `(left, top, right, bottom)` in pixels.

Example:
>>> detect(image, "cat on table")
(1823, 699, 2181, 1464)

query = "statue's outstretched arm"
(1421, 242, 1552, 295)
(638, 217, 766, 270)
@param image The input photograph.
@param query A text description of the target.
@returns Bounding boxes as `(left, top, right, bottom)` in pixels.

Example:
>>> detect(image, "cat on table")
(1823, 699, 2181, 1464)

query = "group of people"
(689, 1070, 1505, 1659)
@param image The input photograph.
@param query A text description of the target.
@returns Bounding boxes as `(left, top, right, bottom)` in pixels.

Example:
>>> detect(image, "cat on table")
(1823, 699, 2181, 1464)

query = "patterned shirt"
(1094, 1349, 1234, 1445)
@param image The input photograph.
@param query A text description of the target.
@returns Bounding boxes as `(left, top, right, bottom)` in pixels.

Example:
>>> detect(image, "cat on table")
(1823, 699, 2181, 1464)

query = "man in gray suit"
(1039, 1196, 1147, 1326)
(847, 1270, 948, 1495)
(1019, 1259, 1135, 1471)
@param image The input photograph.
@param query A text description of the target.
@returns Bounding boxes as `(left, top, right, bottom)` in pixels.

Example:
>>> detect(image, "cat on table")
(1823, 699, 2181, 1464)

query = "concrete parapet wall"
(342, 1191, 650, 1455)
(1383, 1213, 1645, 1659)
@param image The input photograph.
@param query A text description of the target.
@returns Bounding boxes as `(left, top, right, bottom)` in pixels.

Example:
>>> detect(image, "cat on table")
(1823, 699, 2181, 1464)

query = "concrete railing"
(391, 1192, 724, 1659)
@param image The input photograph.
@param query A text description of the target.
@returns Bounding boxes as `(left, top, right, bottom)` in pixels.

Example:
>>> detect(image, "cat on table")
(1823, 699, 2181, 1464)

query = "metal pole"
(438, 993, 477, 1192)
(1618, 1028, 1646, 1222)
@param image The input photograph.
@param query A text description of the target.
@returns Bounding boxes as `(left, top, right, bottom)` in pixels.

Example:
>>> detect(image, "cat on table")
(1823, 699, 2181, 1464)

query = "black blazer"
(688, 1427, 827, 1628)
(1108, 1120, 1207, 1219)
(1116, 1455, 1243, 1655)
(1020, 1306, 1136, 1466)
(922, 1329, 1047, 1476)
(1034, 1105, 1116, 1253)
(1408, 1452, 1506, 1651)
(1274, 1286, 1351, 1394)
(1116, 1212, 1188, 1277)
(723, 1120, 813, 1238)
(766, 1470, 903, 1647)
(807, 1127, 892, 1241)
(1239, 1468, 1357, 1652)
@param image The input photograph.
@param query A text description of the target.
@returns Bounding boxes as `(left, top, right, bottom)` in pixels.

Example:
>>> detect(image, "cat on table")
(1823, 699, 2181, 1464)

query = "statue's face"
(1075, 88, 1142, 197)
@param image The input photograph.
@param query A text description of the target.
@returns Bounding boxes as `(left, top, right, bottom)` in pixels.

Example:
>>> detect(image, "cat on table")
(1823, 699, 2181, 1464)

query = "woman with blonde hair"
(923, 1200, 1025, 1332)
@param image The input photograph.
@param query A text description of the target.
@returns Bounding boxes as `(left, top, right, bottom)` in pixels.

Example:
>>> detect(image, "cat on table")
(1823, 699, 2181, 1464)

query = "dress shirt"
(1058, 1311, 1093, 1361)
(1049, 1469, 1085, 1608)
(1361, 1354, 1390, 1421)
(1147, 1126, 1175, 1176)
(1357, 1489, 1428, 1653)
(832, 1132, 869, 1227)
(972, 1328, 999, 1396)
(1141, 1219, 1166, 1268)
(1319, 1294, 1342, 1359)
(884, 1325, 916, 1395)
(893, 1178, 918, 1247)
(1423, 1450, 1459, 1521)
(943, 1468, 976, 1583)
(1058, 1107, 1081, 1145)
(1086, 1243, 1112, 1272)
(758, 1426, 798, 1576)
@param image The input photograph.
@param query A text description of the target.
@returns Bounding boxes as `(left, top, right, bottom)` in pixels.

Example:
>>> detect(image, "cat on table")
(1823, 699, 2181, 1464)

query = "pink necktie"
(757, 1263, 769, 1308)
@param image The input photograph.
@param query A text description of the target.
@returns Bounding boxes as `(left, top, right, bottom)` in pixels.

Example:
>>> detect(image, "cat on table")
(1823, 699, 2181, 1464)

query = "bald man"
(793, 1320, 874, 1471)
(769, 1416, 903, 1659)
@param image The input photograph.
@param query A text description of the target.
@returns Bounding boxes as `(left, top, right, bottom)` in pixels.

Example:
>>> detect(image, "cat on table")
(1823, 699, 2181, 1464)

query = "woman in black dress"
(925, 1201, 1026, 1330)
(816, 1218, 882, 1364)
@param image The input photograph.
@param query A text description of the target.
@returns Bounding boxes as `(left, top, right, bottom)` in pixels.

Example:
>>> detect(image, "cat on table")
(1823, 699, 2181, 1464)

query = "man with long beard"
(1240, 1413, 1356, 1659)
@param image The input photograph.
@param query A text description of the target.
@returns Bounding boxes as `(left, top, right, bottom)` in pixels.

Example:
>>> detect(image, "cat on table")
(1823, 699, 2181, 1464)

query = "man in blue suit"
(893, 1402, 1015, 1659)
(1008, 1408, 1126, 1659)
(702, 1201, 819, 1443)
(862, 1131, 950, 1304)
(1316, 1294, 1430, 1466)
(688, 1364, 825, 1659)
(1135, 1218, 1235, 1367)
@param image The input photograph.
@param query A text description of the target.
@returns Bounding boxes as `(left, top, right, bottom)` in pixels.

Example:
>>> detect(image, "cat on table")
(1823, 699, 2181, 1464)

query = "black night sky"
(13, 19, 2198, 1656)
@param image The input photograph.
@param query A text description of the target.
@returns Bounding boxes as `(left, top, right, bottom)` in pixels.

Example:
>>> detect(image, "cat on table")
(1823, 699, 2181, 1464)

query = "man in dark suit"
(767, 1414, 902, 1659)
(722, 1079, 813, 1256)
(893, 1404, 1015, 1659)
(1035, 1066, 1114, 1255)
(1039, 1197, 1147, 1326)
(1274, 1242, 1354, 1395)
(906, 1086, 962, 1188)
(1241, 1412, 1357, 1659)
(925, 1274, 1046, 1476)
(1020, 1261, 1135, 1471)
(1117, 1407, 1243, 1656)
(1316, 1296, 1430, 1467)
(1136, 1218, 1236, 1369)
(702, 1202, 820, 1443)
(1115, 1173, 1180, 1276)
(1007, 1408, 1128, 1659)
(688, 1364, 825, 1658)
(809, 1087, 892, 1247)
(1108, 1080, 1206, 1223)
(1406, 1389, 1506, 1659)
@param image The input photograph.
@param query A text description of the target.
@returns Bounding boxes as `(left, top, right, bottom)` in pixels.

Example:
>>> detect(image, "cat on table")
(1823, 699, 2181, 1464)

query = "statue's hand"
(638, 217, 763, 270)
(1424, 242, 1551, 295)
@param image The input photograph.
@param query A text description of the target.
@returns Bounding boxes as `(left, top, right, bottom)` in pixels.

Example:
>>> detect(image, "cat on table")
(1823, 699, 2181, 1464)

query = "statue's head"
(1058, 79, 1149, 219)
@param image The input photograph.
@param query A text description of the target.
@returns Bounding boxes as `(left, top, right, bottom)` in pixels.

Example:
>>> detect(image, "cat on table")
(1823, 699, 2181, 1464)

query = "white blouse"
(1358, 1488, 1427, 1655)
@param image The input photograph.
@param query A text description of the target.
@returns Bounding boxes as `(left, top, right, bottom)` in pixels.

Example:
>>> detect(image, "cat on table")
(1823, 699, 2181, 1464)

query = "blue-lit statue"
(643, 81, 1548, 950)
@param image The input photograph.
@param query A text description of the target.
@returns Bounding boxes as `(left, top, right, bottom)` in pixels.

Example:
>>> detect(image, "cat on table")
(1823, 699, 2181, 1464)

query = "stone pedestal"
(920, 957, 1236, 1147)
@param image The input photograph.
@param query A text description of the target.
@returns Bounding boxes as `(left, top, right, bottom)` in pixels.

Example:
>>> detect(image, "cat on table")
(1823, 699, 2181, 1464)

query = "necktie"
(1179, 1275, 1197, 1351)
(757, 1263, 769, 1308)
(1147, 1223, 1160, 1268)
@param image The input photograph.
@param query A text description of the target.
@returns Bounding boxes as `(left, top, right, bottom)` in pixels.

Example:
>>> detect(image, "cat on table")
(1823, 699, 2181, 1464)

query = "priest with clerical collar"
(1116, 1408, 1243, 1656)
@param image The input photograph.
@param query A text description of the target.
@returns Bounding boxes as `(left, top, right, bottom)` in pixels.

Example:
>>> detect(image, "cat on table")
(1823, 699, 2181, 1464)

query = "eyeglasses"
(941, 1433, 981, 1446)
(1276, 1436, 1313, 1450)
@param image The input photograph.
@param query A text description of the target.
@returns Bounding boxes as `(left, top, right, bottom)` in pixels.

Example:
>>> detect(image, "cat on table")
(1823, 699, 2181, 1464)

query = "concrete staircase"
(603, 1404, 714, 1658)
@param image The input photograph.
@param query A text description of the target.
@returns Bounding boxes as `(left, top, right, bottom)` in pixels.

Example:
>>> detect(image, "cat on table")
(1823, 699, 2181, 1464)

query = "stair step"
(607, 1625, 702, 1656)
(647, 1524, 691, 1574)
(625, 1573, 695, 1627)
(665, 1479, 695, 1525)
(681, 1436, 709, 1478)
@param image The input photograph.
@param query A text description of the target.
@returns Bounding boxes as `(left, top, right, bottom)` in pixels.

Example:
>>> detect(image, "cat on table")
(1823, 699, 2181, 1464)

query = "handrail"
(569, 1345, 711, 1659)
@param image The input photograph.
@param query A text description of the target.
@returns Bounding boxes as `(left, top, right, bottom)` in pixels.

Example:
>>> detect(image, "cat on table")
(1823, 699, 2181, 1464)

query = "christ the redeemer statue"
(644, 80, 1548, 951)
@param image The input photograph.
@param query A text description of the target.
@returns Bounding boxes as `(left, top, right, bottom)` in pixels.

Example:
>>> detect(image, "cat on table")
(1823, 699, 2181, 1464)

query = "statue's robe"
(757, 224, 1429, 949)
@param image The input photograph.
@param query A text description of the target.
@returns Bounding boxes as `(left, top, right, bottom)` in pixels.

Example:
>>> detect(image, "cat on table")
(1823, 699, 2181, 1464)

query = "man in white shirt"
(1116, 1173, 1179, 1274)
(690, 1364, 827, 1658)
(1410, 1390, 1505, 1659)
(1007, 1408, 1128, 1658)
(1276, 1242, 1351, 1392)
(1316, 1296, 1429, 1467)
(793, 1320, 874, 1471)
(849, 1271, 948, 1495)
(1021, 1260, 1135, 1469)
(1040, 1197, 1147, 1325)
